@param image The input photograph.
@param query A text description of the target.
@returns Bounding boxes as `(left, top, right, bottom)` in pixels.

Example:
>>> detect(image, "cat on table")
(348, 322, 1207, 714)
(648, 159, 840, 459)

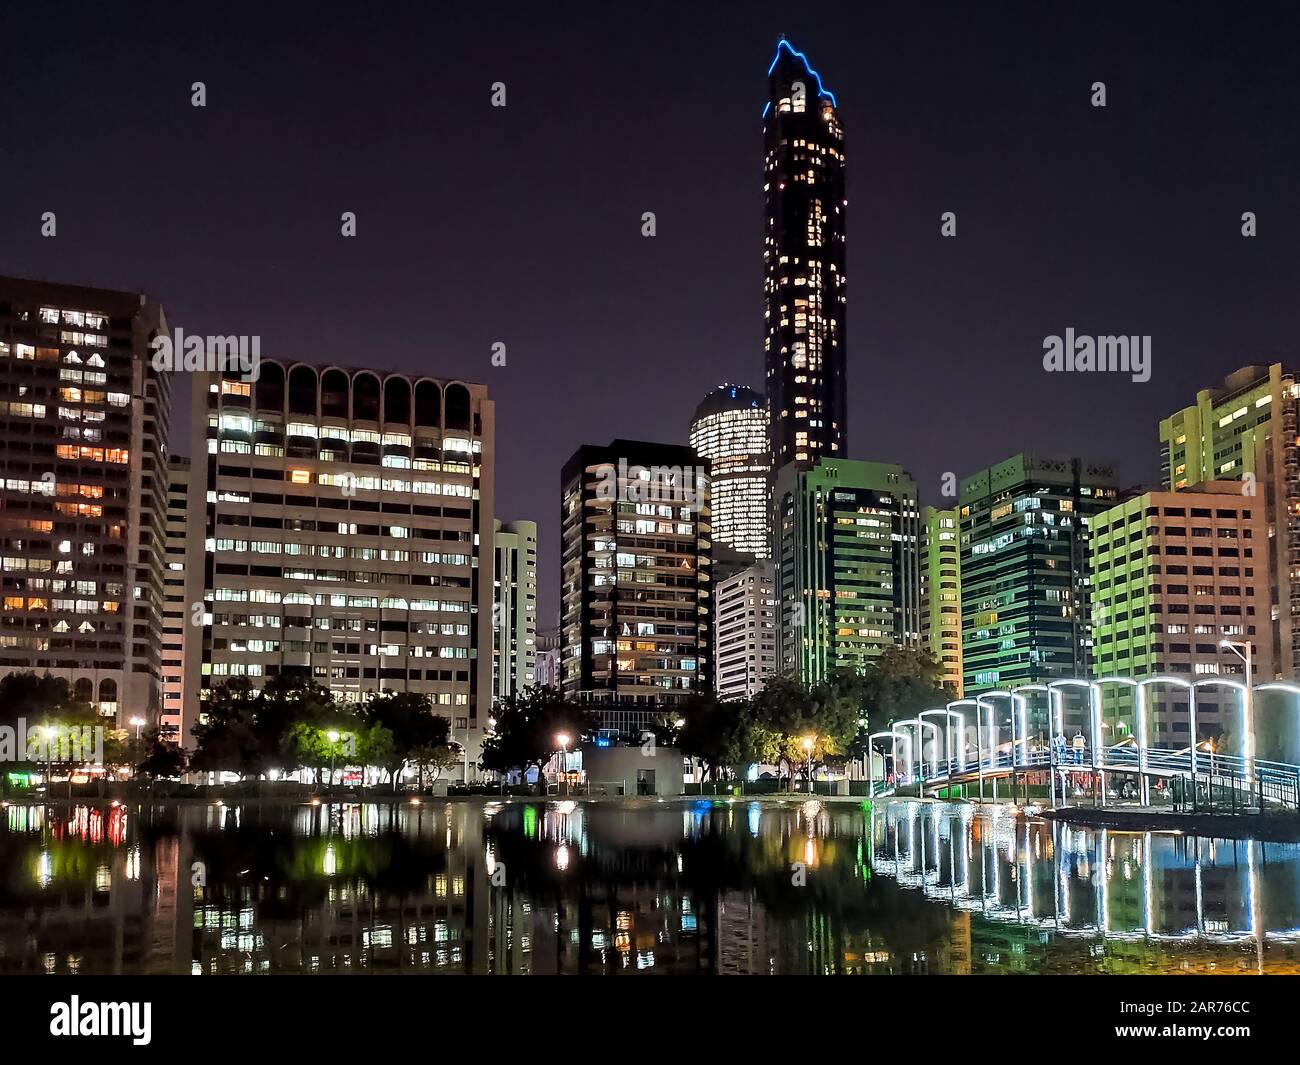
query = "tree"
(0, 672, 98, 731)
(137, 728, 187, 780)
(750, 671, 861, 784)
(411, 741, 462, 789)
(256, 675, 339, 778)
(480, 685, 597, 785)
(670, 694, 781, 781)
(364, 690, 452, 791)
(190, 677, 261, 778)
(856, 647, 950, 735)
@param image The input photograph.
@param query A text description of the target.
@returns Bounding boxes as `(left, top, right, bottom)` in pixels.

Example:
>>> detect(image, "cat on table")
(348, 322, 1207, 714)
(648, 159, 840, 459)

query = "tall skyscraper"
(191, 360, 495, 778)
(161, 456, 192, 743)
(689, 384, 769, 559)
(714, 560, 776, 699)
(492, 518, 537, 704)
(960, 453, 1119, 696)
(774, 458, 920, 684)
(559, 440, 712, 731)
(920, 506, 963, 698)
(1090, 481, 1272, 744)
(0, 276, 172, 729)
(1159, 363, 1300, 677)
(763, 38, 848, 473)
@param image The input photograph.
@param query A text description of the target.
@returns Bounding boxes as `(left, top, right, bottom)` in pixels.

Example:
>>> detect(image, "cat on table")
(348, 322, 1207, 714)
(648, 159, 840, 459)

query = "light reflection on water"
(1, 798, 1298, 975)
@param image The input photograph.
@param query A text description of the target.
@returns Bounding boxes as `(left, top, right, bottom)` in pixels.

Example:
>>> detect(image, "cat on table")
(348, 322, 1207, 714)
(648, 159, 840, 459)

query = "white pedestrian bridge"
(865, 675, 1300, 812)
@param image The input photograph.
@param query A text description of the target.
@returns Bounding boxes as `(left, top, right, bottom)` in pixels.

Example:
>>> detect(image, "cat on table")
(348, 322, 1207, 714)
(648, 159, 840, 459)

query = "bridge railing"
(908, 741, 1300, 812)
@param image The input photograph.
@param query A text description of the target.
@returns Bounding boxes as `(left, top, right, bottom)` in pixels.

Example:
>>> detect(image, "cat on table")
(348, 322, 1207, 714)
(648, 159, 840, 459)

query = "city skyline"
(5, 4, 1299, 630)
(3, 2, 1300, 1003)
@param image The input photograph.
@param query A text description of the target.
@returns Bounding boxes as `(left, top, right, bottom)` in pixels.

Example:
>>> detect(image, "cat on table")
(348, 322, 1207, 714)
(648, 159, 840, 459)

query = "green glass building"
(960, 453, 1119, 696)
(774, 458, 920, 685)
(920, 506, 962, 698)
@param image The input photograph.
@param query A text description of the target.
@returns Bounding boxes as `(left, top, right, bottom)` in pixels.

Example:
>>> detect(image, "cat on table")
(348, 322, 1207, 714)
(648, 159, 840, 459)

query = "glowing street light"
(556, 733, 571, 794)
(129, 716, 145, 741)
(327, 729, 341, 795)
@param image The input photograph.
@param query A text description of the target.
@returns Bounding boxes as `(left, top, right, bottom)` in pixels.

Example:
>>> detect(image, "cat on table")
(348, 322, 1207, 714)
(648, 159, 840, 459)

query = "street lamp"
(31, 725, 55, 797)
(327, 729, 340, 795)
(129, 716, 145, 741)
(556, 732, 570, 794)
(1221, 639, 1255, 783)
(802, 735, 815, 794)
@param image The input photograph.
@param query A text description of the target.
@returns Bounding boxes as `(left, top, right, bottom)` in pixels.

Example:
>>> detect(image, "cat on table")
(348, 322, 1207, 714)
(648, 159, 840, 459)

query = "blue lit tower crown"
(762, 39, 847, 473)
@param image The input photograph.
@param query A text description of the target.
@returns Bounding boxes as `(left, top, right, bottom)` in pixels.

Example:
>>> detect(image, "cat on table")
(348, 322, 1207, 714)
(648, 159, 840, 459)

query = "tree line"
(661, 648, 951, 783)
(0, 647, 950, 790)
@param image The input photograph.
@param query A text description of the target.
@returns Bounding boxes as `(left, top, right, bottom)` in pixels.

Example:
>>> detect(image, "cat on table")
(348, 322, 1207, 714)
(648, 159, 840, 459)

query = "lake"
(1, 797, 1296, 975)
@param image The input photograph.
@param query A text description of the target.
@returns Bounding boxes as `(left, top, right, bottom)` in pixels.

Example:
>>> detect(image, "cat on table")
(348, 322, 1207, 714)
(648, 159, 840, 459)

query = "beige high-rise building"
(714, 560, 776, 700)
(492, 518, 537, 704)
(161, 456, 193, 743)
(1090, 482, 1272, 745)
(1160, 364, 1300, 678)
(191, 359, 494, 777)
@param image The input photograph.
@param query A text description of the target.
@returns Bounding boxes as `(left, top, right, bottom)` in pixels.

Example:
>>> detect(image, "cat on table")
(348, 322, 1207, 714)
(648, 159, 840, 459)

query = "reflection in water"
(1, 798, 1298, 974)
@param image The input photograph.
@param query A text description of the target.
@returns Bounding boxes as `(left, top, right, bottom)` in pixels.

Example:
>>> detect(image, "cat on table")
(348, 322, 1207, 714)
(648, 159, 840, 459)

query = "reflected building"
(6, 799, 1300, 976)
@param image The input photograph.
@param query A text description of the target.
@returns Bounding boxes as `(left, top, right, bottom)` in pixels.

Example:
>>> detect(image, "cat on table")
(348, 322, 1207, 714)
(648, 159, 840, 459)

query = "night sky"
(4, 1, 1298, 627)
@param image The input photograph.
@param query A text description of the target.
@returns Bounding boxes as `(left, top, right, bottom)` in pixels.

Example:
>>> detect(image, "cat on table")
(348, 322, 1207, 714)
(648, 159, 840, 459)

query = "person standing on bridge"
(1072, 730, 1085, 765)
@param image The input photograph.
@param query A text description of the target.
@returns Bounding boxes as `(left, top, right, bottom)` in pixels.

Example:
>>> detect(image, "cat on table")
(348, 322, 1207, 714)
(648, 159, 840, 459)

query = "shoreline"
(1045, 804, 1300, 842)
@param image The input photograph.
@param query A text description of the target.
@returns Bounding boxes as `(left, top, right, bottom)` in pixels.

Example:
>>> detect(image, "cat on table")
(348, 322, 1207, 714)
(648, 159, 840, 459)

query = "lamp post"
(327, 729, 340, 796)
(556, 732, 570, 795)
(129, 716, 145, 741)
(32, 725, 55, 799)
(1221, 639, 1255, 783)
(802, 735, 815, 794)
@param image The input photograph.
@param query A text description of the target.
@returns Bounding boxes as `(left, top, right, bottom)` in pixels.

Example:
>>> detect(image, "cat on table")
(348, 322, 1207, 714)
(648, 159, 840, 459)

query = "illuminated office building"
(763, 39, 848, 473)
(1090, 481, 1272, 743)
(960, 452, 1119, 696)
(714, 560, 776, 699)
(920, 506, 962, 698)
(0, 276, 171, 728)
(689, 384, 769, 559)
(774, 458, 920, 684)
(559, 440, 712, 730)
(492, 518, 537, 704)
(191, 360, 494, 777)
(1160, 363, 1300, 677)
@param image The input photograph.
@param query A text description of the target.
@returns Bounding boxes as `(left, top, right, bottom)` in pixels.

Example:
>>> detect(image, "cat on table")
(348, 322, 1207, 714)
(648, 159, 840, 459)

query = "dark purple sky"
(4, 1, 1298, 627)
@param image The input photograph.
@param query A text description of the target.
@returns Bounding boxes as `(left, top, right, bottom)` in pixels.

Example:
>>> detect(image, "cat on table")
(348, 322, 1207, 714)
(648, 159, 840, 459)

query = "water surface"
(1, 798, 1296, 974)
